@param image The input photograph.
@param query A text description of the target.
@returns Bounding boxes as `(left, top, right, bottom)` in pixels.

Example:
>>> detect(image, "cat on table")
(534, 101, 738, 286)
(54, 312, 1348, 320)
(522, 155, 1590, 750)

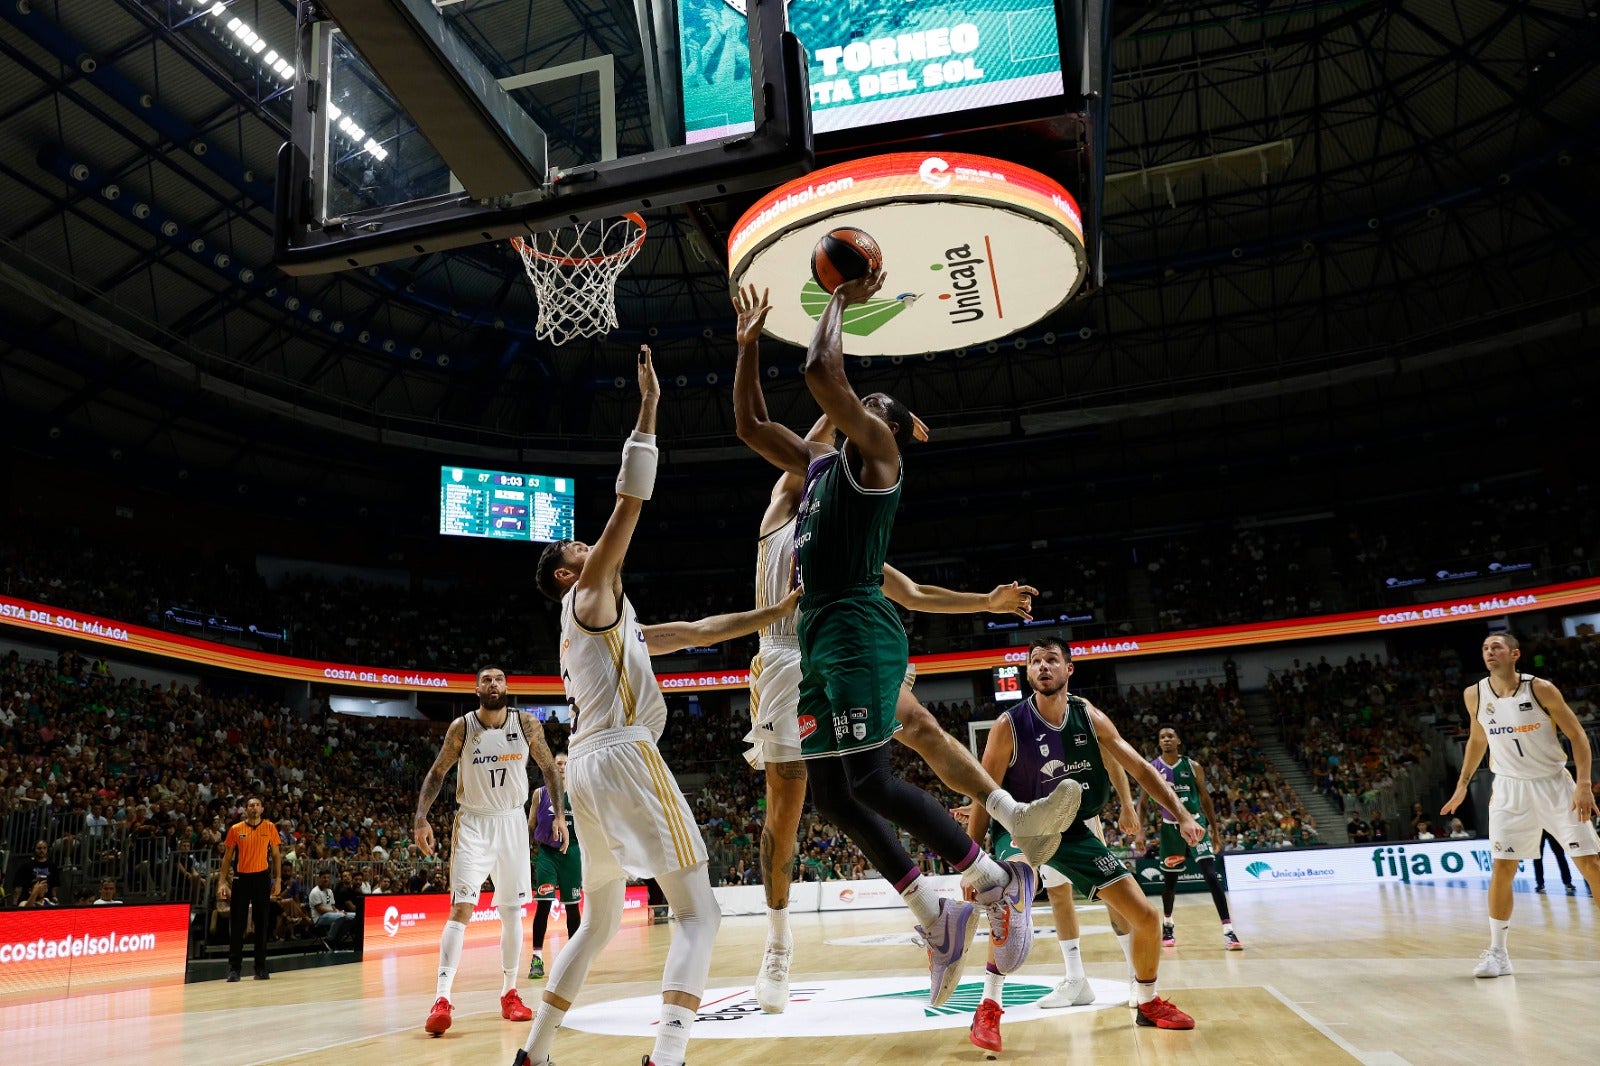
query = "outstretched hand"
(987, 581, 1038, 620)
(833, 268, 886, 307)
(733, 284, 771, 346)
(638, 345, 659, 400)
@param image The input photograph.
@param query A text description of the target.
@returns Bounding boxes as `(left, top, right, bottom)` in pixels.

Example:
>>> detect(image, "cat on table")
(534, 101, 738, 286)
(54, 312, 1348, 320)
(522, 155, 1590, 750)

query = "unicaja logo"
(1245, 861, 1272, 879)
(837, 888, 856, 903)
(383, 905, 401, 937)
(919, 156, 952, 190)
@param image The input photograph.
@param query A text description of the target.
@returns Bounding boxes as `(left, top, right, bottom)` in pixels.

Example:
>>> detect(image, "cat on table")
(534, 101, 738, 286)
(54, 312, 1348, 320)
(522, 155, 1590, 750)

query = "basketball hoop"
(510, 212, 647, 345)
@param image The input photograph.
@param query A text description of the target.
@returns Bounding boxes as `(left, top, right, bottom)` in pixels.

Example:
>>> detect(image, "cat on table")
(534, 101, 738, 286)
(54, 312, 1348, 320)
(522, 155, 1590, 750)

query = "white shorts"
(450, 808, 533, 907)
(568, 726, 708, 884)
(743, 644, 918, 770)
(744, 642, 803, 769)
(1489, 771, 1600, 860)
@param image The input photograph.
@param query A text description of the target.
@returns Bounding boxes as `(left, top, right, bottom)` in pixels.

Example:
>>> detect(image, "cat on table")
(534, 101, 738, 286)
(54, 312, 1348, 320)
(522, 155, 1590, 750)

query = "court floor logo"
(561, 976, 1122, 1038)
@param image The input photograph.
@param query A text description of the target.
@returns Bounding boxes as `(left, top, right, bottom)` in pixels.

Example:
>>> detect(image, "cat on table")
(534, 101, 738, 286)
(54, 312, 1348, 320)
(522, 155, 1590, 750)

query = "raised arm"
(734, 285, 830, 477)
(880, 565, 1037, 620)
(1534, 677, 1597, 820)
(573, 348, 661, 629)
(1092, 704, 1205, 845)
(760, 414, 835, 537)
(413, 717, 466, 857)
(802, 271, 900, 487)
(641, 588, 801, 655)
(1442, 686, 1489, 816)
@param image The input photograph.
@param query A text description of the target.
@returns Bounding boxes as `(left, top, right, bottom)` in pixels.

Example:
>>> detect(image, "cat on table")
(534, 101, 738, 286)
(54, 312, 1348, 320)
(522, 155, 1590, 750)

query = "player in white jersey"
(733, 285, 1085, 1012)
(514, 347, 798, 1066)
(1442, 632, 1600, 977)
(414, 665, 566, 1035)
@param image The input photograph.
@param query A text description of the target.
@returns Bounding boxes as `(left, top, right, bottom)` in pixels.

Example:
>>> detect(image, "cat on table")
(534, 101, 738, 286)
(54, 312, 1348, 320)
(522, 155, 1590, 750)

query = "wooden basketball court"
(10, 882, 1595, 1066)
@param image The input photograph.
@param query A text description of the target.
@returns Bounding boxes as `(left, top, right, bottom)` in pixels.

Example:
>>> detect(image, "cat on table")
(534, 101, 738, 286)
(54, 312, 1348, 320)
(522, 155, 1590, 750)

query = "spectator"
(1347, 814, 1370, 844)
(1369, 811, 1388, 842)
(308, 871, 355, 944)
(93, 878, 123, 904)
(11, 840, 60, 908)
(1447, 818, 1472, 841)
(1415, 821, 1436, 842)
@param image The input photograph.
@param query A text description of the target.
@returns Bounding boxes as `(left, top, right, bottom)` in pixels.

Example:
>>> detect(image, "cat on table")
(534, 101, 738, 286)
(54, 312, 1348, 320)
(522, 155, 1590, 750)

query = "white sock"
(501, 905, 523, 995)
(983, 966, 1005, 1004)
(1221, 921, 1234, 934)
(767, 905, 792, 947)
(522, 1002, 566, 1059)
(901, 875, 943, 927)
(1060, 938, 1084, 981)
(435, 919, 466, 999)
(651, 1003, 696, 1066)
(959, 852, 1009, 895)
(1116, 932, 1135, 981)
(1489, 918, 1510, 952)
(983, 789, 1022, 832)
(1137, 978, 1158, 1005)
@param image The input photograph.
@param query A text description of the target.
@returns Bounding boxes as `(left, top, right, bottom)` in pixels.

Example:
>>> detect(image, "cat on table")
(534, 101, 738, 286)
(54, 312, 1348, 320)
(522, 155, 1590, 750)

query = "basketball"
(811, 226, 883, 294)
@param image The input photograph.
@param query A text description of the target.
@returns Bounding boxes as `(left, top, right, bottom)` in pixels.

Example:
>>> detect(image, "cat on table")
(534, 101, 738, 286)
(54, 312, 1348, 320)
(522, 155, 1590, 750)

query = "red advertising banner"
(0, 903, 189, 998)
(363, 888, 652, 960)
(4, 578, 1597, 694)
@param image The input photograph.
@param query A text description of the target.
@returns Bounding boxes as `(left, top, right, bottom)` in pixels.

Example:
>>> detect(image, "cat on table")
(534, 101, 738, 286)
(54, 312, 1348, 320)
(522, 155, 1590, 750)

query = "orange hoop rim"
(510, 212, 647, 268)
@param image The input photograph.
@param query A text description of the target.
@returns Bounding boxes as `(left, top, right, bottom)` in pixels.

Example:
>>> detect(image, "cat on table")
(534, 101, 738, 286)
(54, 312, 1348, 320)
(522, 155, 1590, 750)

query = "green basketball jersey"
(1153, 754, 1203, 821)
(794, 451, 901, 612)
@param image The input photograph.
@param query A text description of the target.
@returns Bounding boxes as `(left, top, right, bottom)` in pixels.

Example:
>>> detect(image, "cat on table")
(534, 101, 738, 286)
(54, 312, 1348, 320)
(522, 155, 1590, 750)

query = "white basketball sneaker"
(1036, 974, 1096, 1008)
(755, 941, 793, 1013)
(1472, 948, 1513, 978)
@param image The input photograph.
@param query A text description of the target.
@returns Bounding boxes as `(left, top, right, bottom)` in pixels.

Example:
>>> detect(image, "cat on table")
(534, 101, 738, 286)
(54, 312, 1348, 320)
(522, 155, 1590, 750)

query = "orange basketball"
(811, 226, 883, 294)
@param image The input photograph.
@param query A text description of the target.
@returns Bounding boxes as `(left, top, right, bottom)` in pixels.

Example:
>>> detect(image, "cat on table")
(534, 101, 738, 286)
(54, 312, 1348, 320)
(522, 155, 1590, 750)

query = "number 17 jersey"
(456, 710, 531, 814)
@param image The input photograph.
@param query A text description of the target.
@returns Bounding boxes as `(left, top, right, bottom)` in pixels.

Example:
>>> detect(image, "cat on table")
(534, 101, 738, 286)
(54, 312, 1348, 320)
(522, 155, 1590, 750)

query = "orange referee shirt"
(224, 819, 281, 874)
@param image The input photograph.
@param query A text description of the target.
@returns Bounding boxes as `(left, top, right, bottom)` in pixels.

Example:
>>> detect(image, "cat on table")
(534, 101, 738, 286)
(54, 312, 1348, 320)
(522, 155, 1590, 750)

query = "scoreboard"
(993, 664, 1024, 702)
(439, 467, 574, 543)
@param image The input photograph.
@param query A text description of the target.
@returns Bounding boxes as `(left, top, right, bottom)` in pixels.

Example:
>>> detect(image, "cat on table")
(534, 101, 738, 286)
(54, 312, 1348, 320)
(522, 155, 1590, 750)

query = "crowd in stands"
(1267, 651, 1455, 834)
(4, 485, 1594, 680)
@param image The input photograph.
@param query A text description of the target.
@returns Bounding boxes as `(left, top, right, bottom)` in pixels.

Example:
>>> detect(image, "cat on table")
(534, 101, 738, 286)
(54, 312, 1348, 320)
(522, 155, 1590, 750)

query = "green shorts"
(534, 843, 582, 904)
(797, 597, 908, 760)
(995, 825, 1130, 900)
(1159, 819, 1215, 870)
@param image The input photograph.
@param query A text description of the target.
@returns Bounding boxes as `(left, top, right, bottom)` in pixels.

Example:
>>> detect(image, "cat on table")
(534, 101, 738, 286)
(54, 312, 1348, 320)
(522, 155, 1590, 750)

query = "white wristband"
(617, 431, 659, 500)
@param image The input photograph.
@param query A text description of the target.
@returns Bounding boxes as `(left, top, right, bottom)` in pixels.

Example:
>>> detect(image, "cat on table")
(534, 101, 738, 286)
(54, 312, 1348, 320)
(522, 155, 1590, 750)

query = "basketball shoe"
(502, 988, 533, 1021)
(425, 996, 453, 1035)
(978, 860, 1036, 974)
(969, 998, 1003, 1055)
(1036, 974, 1095, 1008)
(1223, 930, 1244, 951)
(754, 941, 792, 1013)
(528, 955, 545, 979)
(1473, 948, 1513, 978)
(1136, 996, 1196, 1029)
(1010, 780, 1086, 866)
(1161, 919, 1176, 947)
(509, 1051, 554, 1066)
(916, 897, 977, 1007)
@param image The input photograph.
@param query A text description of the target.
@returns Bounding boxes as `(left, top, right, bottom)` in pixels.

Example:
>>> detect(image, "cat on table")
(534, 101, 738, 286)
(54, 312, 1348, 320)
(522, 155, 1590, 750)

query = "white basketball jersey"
(1477, 674, 1567, 779)
(756, 518, 798, 641)
(560, 589, 668, 742)
(455, 710, 531, 813)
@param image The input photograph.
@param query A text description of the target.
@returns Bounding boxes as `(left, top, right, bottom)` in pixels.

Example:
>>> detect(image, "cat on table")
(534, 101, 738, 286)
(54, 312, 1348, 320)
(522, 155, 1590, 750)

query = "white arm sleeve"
(616, 430, 659, 500)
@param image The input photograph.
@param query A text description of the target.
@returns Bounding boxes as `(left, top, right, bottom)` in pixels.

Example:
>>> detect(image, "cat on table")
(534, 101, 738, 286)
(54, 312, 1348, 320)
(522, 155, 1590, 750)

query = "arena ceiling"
(0, 0, 1597, 520)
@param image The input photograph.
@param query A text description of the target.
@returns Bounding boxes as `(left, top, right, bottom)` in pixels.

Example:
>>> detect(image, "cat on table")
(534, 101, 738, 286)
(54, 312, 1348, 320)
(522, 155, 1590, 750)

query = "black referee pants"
(229, 871, 272, 972)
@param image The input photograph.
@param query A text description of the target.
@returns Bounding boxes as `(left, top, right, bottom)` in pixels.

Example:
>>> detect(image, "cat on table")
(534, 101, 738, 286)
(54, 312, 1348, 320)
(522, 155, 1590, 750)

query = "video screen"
(439, 466, 574, 543)
(678, 0, 1065, 143)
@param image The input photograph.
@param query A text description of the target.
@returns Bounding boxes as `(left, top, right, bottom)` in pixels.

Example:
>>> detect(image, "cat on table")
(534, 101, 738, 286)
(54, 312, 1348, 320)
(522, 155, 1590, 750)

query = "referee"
(218, 796, 282, 982)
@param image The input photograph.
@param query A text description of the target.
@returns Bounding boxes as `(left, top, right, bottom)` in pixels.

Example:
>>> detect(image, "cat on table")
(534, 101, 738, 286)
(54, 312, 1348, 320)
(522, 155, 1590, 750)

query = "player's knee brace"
(546, 878, 625, 1002)
(655, 864, 721, 997)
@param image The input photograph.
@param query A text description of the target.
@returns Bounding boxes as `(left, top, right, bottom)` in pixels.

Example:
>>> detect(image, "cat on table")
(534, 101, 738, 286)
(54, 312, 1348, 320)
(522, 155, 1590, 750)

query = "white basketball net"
(511, 213, 646, 345)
